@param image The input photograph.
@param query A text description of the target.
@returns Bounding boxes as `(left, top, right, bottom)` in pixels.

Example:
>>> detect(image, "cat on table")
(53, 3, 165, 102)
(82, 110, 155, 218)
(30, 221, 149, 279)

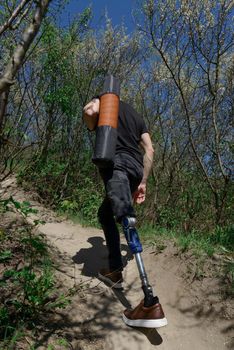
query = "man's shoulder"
(119, 100, 130, 110)
(119, 100, 140, 117)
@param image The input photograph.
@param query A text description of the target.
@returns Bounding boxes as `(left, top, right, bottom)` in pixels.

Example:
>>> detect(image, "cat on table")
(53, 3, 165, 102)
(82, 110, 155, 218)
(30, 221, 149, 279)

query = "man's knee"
(106, 171, 134, 219)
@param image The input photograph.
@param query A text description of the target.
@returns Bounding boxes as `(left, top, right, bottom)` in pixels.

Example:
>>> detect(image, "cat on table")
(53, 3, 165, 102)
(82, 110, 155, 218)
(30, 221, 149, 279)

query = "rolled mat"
(92, 75, 120, 168)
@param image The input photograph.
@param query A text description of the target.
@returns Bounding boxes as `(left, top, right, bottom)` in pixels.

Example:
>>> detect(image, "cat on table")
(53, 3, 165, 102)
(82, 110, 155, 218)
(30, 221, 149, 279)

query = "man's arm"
(133, 132, 154, 204)
(83, 97, 100, 131)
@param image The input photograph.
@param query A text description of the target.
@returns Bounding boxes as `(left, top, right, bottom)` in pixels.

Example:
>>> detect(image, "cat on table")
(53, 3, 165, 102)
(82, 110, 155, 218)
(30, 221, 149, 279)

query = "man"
(83, 96, 167, 328)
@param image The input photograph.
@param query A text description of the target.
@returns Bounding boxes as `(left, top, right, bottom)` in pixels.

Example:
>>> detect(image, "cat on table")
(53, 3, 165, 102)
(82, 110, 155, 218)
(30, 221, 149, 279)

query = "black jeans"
(98, 153, 143, 271)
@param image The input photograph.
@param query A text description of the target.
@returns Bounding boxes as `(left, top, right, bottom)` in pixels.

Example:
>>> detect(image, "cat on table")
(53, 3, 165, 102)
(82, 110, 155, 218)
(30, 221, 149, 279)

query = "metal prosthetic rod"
(122, 217, 157, 307)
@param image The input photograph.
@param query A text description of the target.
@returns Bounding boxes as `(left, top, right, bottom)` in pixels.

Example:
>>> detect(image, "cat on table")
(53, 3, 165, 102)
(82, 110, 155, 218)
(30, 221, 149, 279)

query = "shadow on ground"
(33, 286, 163, 349)
(72, 236, 134, 277)
(32, 236, 163, 349)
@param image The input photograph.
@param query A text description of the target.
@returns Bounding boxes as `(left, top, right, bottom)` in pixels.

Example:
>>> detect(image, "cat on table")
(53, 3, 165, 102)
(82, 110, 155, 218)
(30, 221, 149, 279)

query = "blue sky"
(61, 0, 137, 32)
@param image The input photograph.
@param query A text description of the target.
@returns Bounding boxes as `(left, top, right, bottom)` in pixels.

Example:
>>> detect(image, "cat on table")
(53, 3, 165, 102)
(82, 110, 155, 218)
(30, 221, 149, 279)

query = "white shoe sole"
(98, 272, 123, 289)
(122, 313, 168, 328)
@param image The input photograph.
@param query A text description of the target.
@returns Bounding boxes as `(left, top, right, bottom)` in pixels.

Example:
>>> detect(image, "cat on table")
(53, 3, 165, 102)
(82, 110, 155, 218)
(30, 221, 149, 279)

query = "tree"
(138, 0, 233, 226)
(0, 0, 51, 178)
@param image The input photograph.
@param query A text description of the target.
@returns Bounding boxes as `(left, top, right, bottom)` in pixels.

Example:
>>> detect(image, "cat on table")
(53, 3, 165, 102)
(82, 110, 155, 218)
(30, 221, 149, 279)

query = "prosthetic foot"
(122, 217, 167, 328)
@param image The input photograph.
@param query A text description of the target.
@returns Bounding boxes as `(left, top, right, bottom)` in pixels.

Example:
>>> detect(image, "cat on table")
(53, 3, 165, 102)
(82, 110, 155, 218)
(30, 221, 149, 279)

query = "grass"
(138, 222, 234, 295)
(59, 210, 100, 229)
(139, 223, 233, 255)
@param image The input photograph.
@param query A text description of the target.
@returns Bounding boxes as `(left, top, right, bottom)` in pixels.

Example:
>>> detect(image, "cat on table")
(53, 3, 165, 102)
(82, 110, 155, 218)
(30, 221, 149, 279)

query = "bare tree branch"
(0, 0, 51, 93)
(0, 0, 31, 36)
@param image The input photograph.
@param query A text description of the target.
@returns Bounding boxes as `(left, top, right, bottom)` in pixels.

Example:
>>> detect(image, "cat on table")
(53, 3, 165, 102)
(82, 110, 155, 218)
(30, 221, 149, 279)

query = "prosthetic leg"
(122, 216, 159, 307)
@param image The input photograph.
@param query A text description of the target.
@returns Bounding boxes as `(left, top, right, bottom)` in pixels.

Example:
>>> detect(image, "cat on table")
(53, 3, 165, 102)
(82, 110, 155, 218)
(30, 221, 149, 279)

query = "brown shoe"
(98, 268, 123, 289)
(123, 300, 168, 328)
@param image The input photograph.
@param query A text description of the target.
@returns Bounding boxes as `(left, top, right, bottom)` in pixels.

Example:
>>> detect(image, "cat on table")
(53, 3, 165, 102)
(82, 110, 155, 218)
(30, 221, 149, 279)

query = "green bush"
(208, 225, 234, 251)
(0, 199, 70, 347)
(59, 176, 103, 226)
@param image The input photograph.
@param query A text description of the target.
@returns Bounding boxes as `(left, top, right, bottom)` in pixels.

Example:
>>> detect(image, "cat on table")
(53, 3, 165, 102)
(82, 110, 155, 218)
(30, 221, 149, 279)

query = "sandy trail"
(0, 177, 233, 350)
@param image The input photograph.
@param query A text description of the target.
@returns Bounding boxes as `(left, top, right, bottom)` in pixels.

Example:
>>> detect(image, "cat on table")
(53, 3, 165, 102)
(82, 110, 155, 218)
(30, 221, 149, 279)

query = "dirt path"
(1, 177, 233, 349)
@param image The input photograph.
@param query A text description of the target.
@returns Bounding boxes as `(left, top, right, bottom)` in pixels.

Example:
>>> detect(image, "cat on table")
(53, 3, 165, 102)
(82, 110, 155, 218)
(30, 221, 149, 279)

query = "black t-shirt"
(91, 97, 148, 167)
(116, 101, 148, 167)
